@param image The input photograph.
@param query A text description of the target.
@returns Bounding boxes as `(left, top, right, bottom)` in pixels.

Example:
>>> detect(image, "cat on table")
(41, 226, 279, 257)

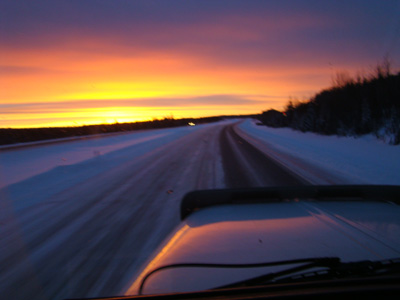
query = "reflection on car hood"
(125, 200, 400, 295)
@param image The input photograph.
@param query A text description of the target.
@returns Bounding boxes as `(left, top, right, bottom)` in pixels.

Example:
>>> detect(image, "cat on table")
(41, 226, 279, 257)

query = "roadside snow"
(238, 119, 400, 185)
(2, 118, 398, 201)
(0, 124, 214, 190)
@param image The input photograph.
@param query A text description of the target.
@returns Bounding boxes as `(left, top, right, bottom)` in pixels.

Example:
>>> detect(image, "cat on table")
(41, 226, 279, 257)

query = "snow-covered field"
(238, 119, 400, 185)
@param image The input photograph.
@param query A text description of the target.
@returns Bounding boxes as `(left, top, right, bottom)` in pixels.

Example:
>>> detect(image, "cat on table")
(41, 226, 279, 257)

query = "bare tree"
(374, 55, 392, 78)
(331, 70, 354, 88)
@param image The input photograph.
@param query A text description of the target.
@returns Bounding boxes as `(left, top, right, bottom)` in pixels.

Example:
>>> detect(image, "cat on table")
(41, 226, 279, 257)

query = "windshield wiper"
(139, 257, 340, 294)
(215, 257, 400, 289)
(274, 257, 400, 284)
(139, 257, 400, 294)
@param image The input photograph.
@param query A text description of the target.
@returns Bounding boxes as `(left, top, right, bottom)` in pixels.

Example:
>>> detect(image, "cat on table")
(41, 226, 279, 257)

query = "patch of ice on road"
(238, 119, 400, 185)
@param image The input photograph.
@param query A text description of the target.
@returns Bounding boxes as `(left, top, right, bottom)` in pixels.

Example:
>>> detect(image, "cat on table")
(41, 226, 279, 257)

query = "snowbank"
(238, 119, 400, 185)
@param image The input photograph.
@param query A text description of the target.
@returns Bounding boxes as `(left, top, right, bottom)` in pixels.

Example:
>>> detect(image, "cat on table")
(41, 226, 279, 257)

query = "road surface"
(0, 120, 307, 300)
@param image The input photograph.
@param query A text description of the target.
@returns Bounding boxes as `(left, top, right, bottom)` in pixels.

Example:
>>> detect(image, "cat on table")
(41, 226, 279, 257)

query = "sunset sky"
(1, 0, 399, 128)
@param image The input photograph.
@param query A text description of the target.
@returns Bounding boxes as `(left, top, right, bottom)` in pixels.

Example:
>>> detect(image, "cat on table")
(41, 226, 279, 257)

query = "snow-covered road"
(1, 121, 229, 299)
(1, 119, 399, 300)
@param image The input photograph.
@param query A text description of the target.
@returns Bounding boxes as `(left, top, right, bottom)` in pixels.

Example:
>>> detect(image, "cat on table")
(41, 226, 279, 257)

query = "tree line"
(258, 63, 400, 144)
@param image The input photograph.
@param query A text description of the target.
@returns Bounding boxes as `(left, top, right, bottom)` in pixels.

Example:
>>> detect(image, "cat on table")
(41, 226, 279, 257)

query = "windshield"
(1, 1, 400, 300)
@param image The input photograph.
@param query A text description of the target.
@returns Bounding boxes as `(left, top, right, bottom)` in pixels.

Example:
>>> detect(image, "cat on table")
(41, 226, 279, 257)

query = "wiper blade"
(275, 257, 400, 284)
(139, 257, 340, 294)
(139, 257, 400, 294)
(214, 257, 341, 289)
(215, 257, 400, 289)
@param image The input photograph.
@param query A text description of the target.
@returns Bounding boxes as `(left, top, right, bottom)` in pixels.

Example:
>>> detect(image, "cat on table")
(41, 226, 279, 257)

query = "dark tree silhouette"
(259, 63, 400, 144)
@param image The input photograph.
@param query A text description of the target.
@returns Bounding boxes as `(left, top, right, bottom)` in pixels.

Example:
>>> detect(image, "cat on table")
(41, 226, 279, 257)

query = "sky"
(1, 0, 400, 128)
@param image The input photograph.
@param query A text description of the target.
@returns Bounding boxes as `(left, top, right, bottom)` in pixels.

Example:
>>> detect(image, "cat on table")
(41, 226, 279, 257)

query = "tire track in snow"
(220, 122, 308, 188)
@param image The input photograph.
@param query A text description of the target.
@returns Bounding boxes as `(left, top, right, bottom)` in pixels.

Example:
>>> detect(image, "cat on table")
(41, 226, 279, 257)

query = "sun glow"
(0, 23, 335, 129)
(1, 48, 305, 128)
(2, 0, 398, 129)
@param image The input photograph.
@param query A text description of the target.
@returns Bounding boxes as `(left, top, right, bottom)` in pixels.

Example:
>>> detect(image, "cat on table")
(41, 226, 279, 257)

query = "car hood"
(125, 200, 400, 295)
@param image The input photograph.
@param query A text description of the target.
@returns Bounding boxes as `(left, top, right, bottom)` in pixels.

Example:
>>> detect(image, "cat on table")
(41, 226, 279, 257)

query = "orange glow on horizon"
(1, 38, 333, 129)
(2, 1, 398, 129)
(2, 104, 263, 128)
